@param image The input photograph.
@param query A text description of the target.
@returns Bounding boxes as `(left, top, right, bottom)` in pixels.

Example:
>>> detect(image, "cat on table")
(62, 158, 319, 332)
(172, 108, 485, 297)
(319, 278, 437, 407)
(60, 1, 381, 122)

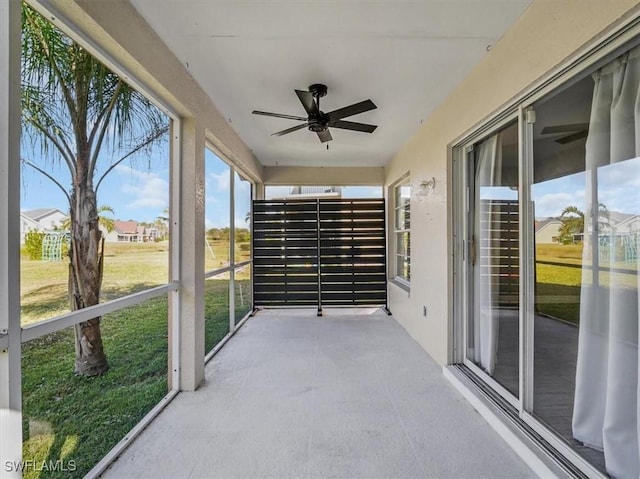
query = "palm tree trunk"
(69, 181, 109, 376)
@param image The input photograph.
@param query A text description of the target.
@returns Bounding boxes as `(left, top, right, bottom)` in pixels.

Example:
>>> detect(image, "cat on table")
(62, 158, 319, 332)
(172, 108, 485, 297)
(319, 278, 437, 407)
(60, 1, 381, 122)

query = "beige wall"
(264, 166, 384, 186)
(385, 0, 640, 365)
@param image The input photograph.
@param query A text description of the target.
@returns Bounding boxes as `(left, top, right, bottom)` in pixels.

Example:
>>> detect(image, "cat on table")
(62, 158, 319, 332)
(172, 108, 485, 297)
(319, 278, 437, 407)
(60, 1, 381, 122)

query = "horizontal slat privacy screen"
(253, 198, 387, 310)
(478, 199, 519, 307)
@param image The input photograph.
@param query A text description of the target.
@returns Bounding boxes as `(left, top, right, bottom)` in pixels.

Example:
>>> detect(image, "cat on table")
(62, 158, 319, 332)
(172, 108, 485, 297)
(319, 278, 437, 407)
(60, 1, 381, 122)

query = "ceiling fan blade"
(329, 119, 377, 133)
(316, 129, 332, 143)
(327, 99, 377, 120)
(555, 130, 588, 144)
(252, 110, 307, 121)
(295, 90, 320, 116)
(540, 123, 589, 135)
(271, 123, 308, 137)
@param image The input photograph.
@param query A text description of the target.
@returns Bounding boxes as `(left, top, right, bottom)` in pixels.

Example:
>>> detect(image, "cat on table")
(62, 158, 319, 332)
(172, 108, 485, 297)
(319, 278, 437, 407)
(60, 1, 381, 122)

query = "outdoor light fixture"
(416, 177, 436, 196)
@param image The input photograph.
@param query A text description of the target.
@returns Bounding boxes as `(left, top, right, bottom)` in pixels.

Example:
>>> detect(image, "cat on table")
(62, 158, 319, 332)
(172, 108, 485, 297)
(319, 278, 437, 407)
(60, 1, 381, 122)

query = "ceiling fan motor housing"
(308, 112, 330, 132)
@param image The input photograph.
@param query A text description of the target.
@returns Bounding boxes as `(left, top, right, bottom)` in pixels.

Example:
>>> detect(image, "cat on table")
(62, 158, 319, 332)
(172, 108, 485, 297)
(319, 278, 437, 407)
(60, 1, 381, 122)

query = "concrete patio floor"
(102, 308, 536, 479)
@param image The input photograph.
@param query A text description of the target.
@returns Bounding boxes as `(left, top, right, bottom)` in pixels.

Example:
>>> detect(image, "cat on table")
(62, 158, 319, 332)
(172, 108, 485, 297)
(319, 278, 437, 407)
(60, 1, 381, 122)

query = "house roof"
(534, 218, 562, 233)
(19, 213, 42, 228)
(608, 211, 637, 226)
(22, 208, 65, 221)
(114, 220, 139, 234)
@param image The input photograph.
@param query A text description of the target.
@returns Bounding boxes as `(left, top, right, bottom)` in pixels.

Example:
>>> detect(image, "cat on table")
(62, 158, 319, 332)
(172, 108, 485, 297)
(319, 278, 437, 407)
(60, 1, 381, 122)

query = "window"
(393, 176, 411, 284)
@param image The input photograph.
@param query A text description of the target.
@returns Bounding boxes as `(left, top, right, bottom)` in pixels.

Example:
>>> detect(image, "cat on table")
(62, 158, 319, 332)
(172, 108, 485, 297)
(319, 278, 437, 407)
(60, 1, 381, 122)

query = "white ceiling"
(131, 0, 532, 168)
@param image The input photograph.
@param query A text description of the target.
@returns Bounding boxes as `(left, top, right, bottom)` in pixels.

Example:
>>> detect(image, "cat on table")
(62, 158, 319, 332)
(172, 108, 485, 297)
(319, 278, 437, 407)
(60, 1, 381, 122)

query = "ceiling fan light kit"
(252, 83, 378, 143)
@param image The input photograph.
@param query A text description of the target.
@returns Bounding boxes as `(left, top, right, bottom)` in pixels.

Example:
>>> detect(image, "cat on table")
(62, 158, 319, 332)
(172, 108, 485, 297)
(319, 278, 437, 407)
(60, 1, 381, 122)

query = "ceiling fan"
(540, 122, 589, 144)
(252, 83, 377, 143)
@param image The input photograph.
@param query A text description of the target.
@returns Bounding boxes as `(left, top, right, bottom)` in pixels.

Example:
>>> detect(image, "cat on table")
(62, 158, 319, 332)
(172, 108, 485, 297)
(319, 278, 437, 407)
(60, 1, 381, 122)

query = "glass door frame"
(452, 105, 611, 479)
(456, 112, 524, 411)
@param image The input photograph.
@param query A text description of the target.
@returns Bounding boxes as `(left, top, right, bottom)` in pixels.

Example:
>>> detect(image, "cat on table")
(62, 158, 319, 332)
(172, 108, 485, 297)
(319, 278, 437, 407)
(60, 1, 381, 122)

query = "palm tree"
(559, 206, 584, 244)
(61, 205, 116, 233)
(21, 5, 167, 375)
(559, 204, 609, 244)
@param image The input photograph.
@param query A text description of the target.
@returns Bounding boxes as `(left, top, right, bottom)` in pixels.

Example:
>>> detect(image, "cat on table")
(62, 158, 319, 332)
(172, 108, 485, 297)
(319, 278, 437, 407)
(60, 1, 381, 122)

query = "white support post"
(168, 120, 181, 391)
(0, 0, 23, 476)
(229, 168, 236, 330)
(177, 119, 205, 390)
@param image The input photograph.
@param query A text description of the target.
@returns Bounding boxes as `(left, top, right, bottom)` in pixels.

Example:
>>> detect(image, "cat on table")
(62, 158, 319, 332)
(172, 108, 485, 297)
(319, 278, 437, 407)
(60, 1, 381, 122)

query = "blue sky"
(20, 142, 252, 227)
(21, 142, 380, 228)
(21, 142, 172, 224)
(205, 148, 252, 229)
(481, 156, 640, 218)
(22, 138, 638, 225)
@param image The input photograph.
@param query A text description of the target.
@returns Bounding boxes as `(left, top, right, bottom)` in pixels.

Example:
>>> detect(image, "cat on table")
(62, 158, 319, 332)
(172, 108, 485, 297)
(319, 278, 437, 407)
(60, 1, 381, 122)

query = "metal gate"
(252, 198, 388, 314)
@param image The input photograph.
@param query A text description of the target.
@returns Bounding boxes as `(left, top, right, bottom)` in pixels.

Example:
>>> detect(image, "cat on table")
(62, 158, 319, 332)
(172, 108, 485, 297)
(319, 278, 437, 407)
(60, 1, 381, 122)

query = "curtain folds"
(572, 46, 640, 479)
(473, 133, 502, 374)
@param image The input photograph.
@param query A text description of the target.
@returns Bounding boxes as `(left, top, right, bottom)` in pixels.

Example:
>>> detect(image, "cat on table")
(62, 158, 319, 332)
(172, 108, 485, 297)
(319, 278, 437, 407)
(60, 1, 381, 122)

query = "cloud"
(533, 191, 584, 218)
(208, 169, 230, 193)
(115, 165, 169, 210)
(598, 157, 640, 189)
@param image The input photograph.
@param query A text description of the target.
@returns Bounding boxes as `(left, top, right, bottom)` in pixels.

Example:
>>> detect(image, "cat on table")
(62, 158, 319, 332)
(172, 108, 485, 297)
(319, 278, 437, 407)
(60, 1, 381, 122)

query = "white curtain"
(572, 46, 640, 479)
(473, 133, 502, 374)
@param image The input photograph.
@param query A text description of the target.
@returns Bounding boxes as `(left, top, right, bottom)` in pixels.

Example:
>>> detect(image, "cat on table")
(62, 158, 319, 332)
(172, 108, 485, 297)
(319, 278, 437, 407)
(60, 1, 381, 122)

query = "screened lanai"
(2, 1, 640, 479)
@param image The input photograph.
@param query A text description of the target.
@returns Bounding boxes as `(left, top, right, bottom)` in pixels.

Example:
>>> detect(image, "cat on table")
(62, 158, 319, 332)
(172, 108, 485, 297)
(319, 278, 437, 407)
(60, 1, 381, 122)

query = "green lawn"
(21, 240, 250, 325)
(22, 298, 169, 479)
(20, 240, 252, 478)
(535, 243, 638, 324)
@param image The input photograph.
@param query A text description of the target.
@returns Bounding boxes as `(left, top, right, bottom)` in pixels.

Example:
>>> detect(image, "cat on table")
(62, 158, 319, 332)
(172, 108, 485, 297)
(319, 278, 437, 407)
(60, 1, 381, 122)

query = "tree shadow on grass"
(21, 282, 162, 324)
(21, 297, 170, 478)
(22, 280, 240, 477)
(21, 283, 69, 322)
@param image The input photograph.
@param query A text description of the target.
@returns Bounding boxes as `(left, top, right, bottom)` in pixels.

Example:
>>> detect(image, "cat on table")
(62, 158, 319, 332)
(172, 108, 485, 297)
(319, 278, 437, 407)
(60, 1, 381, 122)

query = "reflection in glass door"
(467, 120, 520, 399)
(458, 41, 640, 479)
(532, 49, 640, 476)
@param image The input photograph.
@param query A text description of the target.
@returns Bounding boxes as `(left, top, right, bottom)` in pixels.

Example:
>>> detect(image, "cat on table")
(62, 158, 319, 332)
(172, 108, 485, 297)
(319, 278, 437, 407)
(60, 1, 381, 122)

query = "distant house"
(607, 211, 640, 235)
(535, 218, 563, 244)
(272, 186, 343, 200)
(20, 208, 67, 244)
(104, 220, 158, 243)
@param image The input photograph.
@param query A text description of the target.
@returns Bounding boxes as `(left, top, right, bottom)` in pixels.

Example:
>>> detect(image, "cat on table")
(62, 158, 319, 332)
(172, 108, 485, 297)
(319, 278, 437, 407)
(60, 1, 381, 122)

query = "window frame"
(391, 174, 411, 289)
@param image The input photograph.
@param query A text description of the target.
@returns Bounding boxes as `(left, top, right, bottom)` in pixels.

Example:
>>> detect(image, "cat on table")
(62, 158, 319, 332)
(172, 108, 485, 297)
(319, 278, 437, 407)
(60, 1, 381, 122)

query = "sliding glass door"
(532, 48, 640, 477)
(466, 120, 520, 400)
(457, 41, 640, 478)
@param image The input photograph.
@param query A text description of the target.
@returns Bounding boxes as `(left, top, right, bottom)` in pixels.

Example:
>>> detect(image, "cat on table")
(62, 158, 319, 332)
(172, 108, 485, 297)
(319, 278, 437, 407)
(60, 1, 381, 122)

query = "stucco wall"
(263, 166, 384, 186)
(385, 0, 640, 366)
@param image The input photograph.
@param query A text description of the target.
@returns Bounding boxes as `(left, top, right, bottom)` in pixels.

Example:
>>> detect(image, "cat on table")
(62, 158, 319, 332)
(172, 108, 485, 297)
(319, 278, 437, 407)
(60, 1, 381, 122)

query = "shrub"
(24, 230, 45, 260)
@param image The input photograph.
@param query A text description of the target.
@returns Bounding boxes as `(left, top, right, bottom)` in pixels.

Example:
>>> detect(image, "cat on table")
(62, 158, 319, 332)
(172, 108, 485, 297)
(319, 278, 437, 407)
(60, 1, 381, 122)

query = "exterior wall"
(19, 215, 41, 244)
(384, 0, 640, 366)
(263, 166, 384, 186)
(535, 222, 562, 244)
(19, 210, 66, 244)
(35, 210, 66, 230)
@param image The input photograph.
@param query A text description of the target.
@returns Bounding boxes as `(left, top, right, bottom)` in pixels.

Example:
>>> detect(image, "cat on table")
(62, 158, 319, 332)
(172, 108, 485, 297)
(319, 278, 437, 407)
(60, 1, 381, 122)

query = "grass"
(534, 243, 638, 324)
(21, 240, 250, 324)
(20, 239, 252, 478)
(22, 297, 169, 479)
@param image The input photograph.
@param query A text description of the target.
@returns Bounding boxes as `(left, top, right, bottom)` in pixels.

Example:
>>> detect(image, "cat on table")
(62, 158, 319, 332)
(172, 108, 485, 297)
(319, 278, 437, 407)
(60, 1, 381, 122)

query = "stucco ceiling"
(130, 0, 532, 168)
